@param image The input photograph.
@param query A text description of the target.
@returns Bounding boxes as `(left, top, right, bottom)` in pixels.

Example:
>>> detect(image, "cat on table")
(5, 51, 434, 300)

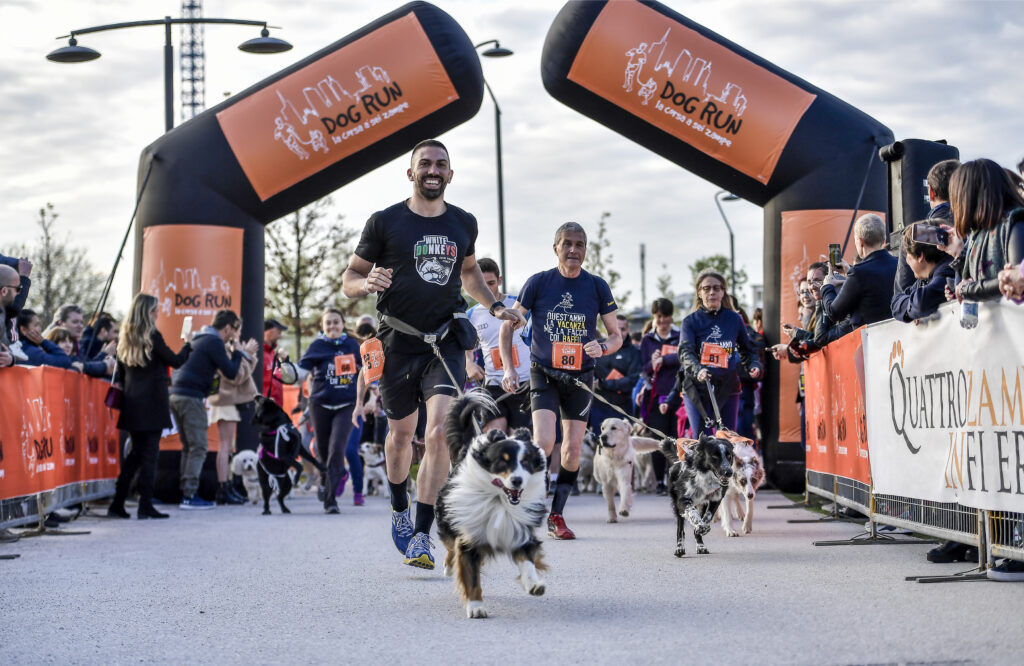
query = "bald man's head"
(0, 265, 20, 307)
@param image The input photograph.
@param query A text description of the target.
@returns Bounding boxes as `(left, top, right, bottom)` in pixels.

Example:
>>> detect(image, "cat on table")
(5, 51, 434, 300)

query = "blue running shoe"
(179, 495, 214, 510)
(391, 508, 414, 554)
(404, 532, 435, 570)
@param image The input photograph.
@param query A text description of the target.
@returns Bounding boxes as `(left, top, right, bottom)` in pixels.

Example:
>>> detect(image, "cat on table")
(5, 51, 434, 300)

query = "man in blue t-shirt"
(500, 222, 621, 540)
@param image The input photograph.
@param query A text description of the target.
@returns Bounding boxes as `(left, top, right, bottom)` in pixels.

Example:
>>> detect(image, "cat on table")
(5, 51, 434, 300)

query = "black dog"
(252, 395, 324, 515)
(660, 434, 734, 557)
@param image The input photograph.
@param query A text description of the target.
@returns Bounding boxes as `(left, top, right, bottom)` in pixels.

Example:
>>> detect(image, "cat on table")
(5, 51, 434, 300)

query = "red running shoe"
(547, 512, 576, 540)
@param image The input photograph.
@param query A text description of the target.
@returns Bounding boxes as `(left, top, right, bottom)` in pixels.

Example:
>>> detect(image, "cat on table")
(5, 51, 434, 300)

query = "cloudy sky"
(1, 0, 1022, 315)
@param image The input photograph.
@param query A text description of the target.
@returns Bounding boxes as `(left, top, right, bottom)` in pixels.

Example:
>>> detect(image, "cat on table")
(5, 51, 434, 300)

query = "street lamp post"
(474, 40, 513, 284)
(714, 190, 740, 291)
(46, 16, 292, 133)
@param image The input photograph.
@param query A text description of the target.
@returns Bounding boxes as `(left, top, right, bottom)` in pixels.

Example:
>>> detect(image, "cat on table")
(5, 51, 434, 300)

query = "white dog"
(360, 442, 389, 497)
(595, 418, 662, 522)
(230, 450, 261, 505)
(714, 430, 766, 536)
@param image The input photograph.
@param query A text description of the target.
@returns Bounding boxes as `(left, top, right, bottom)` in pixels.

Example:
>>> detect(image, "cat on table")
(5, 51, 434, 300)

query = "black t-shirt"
(354, 201, 477, 334)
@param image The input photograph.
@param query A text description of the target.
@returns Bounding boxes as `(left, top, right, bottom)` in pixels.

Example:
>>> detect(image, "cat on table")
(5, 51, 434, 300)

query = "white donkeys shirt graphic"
(414, 234, 457, 285)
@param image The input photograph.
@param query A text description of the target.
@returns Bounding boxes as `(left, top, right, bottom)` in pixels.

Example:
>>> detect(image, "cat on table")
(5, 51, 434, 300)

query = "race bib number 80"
(699, 342, 729, 369)
(552, 342, 583, 371)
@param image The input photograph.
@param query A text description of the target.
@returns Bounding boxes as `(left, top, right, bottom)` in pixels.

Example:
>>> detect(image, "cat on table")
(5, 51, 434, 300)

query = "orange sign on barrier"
(217, 12, 459, 201)
(803, 329, 871, 484)
(567, 0, 816, 184)
(0, 366, 120, 502)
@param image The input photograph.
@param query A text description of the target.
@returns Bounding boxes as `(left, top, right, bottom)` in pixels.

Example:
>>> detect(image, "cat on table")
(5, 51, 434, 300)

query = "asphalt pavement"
(1, 487, 1021, 665)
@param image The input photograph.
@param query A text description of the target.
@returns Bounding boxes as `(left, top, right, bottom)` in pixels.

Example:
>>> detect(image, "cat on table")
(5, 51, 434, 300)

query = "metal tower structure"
(179, 0, 205, 120)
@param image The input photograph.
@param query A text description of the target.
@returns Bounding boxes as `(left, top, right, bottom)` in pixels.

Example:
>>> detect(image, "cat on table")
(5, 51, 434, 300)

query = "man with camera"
(818, 214, 898, 332)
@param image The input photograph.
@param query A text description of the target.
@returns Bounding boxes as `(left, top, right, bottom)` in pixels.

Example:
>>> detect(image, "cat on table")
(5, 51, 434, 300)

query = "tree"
(264, 197, 365, 356)
(14, 203, 106, 325)
(582, 211, 631, 307)
(655, 263, 675, 302)
(688, 254, 748, 308)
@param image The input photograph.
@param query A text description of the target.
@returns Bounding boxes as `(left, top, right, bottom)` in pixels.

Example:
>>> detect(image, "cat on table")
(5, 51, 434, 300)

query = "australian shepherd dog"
(435, 390, 549, 619)
(714, 429, 766, 537)
(659, 434, 734, 557)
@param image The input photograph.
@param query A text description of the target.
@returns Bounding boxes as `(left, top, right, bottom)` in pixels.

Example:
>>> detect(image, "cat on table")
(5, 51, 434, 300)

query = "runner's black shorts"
(529, 363, 594, 423)
(483, 383, 532, 430)
(378, 329, 466, 421)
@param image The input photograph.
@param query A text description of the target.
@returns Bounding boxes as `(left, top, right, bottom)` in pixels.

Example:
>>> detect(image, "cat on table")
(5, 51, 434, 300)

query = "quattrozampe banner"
(863, 300, 1024, 513)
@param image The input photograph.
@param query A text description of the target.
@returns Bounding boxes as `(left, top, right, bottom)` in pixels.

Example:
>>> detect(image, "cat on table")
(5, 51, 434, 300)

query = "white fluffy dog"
(230, 450, 261, 505)
(595, 418, 662, 522)
(360, 442, 389, 497)
(714, 430, 766, 536)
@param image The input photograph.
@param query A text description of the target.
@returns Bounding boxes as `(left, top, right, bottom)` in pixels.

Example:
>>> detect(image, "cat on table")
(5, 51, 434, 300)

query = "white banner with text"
(863, 301, 1024, 512)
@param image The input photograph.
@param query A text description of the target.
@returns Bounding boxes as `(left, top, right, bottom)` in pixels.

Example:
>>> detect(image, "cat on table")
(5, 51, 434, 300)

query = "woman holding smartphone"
(109, 294, 191, 520)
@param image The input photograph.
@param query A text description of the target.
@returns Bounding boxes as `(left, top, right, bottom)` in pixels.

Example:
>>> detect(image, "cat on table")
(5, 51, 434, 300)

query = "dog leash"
(257, 428, 294, 479)
(381, 313, 484, 435)
(533, 364, 673, 441)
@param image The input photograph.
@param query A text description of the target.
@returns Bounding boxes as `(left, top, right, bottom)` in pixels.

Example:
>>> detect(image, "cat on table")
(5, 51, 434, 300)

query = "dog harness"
(257, 428, 296, 479)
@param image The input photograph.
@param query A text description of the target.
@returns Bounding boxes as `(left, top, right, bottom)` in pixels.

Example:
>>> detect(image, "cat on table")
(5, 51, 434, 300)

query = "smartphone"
(828, 243, 842, 271)
(180, 315, 193, 340)
(911, 224, 949, 246)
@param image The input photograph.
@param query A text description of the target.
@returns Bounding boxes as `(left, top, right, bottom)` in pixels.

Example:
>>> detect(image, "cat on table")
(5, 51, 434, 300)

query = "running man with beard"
(499, 222, 622, 539)
(342, 139, 525, 569)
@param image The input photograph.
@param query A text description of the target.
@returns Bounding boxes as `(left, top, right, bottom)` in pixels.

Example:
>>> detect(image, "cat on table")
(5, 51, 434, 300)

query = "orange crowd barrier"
(0, 366, 120, 508)
(802, 328, 871, 485)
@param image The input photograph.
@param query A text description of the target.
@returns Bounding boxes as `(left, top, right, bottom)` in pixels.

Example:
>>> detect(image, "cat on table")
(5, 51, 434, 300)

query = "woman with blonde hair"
(108, 293, 191, 520)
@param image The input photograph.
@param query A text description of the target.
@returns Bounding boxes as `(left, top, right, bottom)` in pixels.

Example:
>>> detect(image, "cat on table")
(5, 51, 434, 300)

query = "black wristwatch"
(488, 300, 506, 316)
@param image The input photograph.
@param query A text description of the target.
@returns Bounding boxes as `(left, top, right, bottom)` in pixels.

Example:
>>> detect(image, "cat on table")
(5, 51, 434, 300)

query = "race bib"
(489, 346, 519, 371)
(334, 354, 357, 376)
(699, 342, 729, 369)
(552, 342, 583, 371)
(660, 344, 678, 357)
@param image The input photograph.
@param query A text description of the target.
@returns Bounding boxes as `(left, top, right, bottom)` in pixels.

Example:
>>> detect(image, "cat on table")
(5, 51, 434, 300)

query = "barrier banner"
(863, 301, 1024, 512)
(803, 329, 870, 484)
(0, 366, 120, 502)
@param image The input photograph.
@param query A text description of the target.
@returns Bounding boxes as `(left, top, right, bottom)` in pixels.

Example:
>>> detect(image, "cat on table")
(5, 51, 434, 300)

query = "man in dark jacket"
(169, 309, 258, 509)
(590, 313, 642, 430)
(0, 256, 31, 361)
(820, 214, 898, 331)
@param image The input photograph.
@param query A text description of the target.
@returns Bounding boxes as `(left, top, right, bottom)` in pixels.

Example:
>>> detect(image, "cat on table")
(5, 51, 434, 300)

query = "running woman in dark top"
(499, 222, 621, 540)
(341, 139, 524, 570)
(298, 308, 363, 514)
(670, 269, 761, 435)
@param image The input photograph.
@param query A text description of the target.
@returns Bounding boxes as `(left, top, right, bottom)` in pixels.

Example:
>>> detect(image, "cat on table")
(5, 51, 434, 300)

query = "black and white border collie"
(659, 434, 734, 557)
(435, 390, 548, 619)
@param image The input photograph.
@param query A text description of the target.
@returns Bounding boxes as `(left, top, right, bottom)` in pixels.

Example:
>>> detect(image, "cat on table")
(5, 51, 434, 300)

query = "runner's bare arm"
(462, 255, 526, 328)
(499, 303, 529, 392)
(342, 254, 392, 298)
(584, 310, 622, 358)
